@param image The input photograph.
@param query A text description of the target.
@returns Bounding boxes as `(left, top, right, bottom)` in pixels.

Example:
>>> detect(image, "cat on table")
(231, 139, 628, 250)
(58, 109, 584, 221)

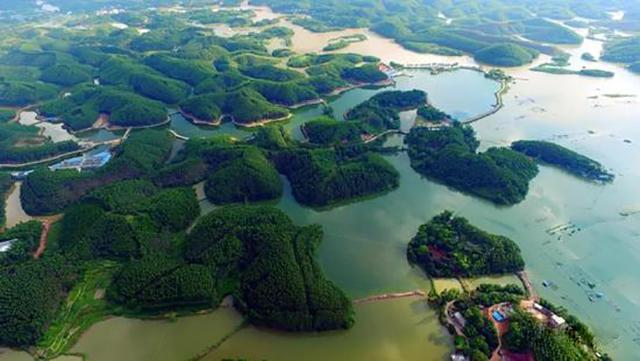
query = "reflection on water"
(70, 310, 244, 361)
(4, 4, 640, 359)
(205, 298, 452, 361)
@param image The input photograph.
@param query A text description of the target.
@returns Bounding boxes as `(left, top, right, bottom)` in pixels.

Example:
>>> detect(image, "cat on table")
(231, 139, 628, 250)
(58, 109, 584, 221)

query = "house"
(0, 239, 18, 253)
(49, 150, 112, 172)
(550, 314, 567, 329)
(451, 353, 470, 361)
(453, 311, 467, 328)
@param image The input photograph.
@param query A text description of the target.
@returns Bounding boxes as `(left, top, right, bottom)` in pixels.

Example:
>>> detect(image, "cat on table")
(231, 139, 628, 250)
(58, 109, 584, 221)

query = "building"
(49, 150, 112, 172)
(10, 170, 34, 180)
(0, 239, 18, 253)
(550, 314, 567, 329)
(453, 311, 467, 328)
(451, 353, 470, 361)
(492, 309, 507, 323)
(378, 63, 402, 78)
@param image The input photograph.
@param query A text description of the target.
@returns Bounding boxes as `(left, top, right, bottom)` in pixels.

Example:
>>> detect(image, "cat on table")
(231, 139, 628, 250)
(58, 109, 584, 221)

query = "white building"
(0, 239, 17, 253)
(550, 314, 567, 329)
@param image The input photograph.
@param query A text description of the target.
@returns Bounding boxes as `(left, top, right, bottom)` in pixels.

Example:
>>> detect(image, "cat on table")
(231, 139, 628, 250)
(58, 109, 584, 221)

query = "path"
(487, 303, 510, 361)
(33, 220, 52, 259)
(444, 300, 465, 336)
(0, 127, 130, 170)
(461, 79, 507, 125)
(353, 290, 425, 304)
(169, 129, 189, 141)
(517, 271, 538, 301)
(362, 129, 408, 144)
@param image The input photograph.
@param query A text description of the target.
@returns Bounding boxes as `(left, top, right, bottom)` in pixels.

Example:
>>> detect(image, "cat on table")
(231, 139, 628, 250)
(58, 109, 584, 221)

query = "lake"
(4, 5, 640, 360)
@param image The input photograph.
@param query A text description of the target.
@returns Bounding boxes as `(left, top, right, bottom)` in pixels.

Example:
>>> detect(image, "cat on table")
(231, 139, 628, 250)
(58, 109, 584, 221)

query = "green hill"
(474, 43, 539, 66)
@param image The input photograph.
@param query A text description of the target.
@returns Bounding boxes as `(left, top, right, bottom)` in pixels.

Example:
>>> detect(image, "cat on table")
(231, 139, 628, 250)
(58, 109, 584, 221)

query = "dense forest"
(407, 211, 525, 277)
(20, 129, 174, 215)
(0, 0, 626, 357)
(504, 308, 598, 361)
(511, 140, 614, 182)
(304, 90, 426, 145)
(273, 147, 399, 207)
(405, 123, 539, 205)
(185, 206, 354, 330)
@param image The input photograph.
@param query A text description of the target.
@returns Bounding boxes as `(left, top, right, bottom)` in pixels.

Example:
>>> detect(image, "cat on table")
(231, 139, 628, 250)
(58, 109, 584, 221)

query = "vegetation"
(0, 221, 42, 266)
(0, 122, 80, 164)
(0, 257, 76, 347)
(504, 309, 597, 361)
(304, 116, 366, 145)
(602, 36, 640, 64)
(511, 140, 614, 182)
(0, 172, 13, 227)
(345, 90, 426, 132)
(186, 206, 354, 331)
(0, 108, 15, 122)
(408, 211, 524, 277)
(531, 65, 614, 78)
(417, 104, 451, 122)
(474, 43, 538, 67)
(21, 129, 173, 215)
(273, 148, 399, 207)
(180, 88, 289, 124)
(253, 0, 594, 63)
(0, 79, 58, 107)
(109, 256, 217, 311)
(40, 64, 92, 87)
(38, 85, 168, 130)
(205, 147, 283, 205)
(405, 123, 538, 205)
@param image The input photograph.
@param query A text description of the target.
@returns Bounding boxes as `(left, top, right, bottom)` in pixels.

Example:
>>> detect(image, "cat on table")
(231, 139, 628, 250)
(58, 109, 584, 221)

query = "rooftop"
(0, 239, 18, 253)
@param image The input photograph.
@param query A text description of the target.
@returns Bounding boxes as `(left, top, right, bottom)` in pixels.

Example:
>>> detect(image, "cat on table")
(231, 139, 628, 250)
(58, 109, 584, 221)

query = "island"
(511, 140, 614, 183)
(257, 0, 591, 66)
(405, 123, 539, 205)
(407, 211, 525, 278)
(474, 43, 539, 67)
(304, 90, 427, 145)
(0, 1, 630, 360)
(409, 212, 611, 361)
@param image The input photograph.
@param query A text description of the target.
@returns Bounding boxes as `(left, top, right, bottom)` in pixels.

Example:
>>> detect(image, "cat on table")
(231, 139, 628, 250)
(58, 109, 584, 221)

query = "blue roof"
(492, 310, 506, 322)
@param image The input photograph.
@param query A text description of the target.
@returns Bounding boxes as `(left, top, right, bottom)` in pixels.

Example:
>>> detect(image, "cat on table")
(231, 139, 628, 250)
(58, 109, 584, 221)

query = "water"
(4, 182, 30, 228)
(204, 298, 452, 361)
(69, 310, 244, 361)
(3, 6, 640, 360)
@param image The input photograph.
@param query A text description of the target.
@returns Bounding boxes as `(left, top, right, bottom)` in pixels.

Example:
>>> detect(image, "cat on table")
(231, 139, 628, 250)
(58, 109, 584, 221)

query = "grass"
(36, 261, 122, 359)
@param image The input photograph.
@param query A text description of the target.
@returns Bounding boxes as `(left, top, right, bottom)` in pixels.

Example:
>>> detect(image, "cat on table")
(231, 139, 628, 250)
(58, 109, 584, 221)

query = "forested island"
(253, 0, 598, 66)
(1, 129, 361, 352)
(511, 140, 614, 183)
(304, 90, 426, 145)
(430, 283, 608, 361)
(0, 1, 630, 360)
(407, 211, 524, 278)
(414, 213, 610, 361)
(405, 123, 539, 205)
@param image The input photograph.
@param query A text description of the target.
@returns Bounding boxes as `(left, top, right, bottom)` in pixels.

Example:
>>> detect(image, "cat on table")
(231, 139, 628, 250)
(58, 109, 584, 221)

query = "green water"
(168, 69, 499, 142)
(5, 44, 640, 360)
(204, 298, 452, 361)
(69, 310, 244, 361)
